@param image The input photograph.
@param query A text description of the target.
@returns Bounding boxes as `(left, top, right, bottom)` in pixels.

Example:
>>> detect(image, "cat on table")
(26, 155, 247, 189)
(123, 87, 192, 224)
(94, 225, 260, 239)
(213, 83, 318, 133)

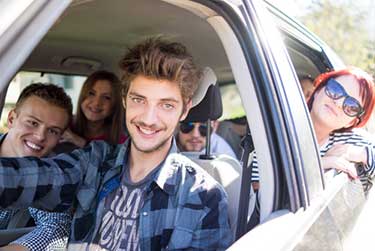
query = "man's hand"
(0, 244, 29, 251)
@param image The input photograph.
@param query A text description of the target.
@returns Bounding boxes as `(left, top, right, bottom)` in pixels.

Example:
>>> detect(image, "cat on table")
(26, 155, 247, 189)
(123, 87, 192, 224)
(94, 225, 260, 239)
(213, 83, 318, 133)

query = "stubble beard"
(130, 133, 173, 154)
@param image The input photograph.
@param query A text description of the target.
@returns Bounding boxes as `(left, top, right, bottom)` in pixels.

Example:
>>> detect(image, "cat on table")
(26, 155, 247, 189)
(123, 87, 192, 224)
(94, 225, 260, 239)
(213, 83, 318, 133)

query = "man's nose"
(34, 127, 47, 141)
(191, 125, 201, 137)
(141, 105, 158, 125)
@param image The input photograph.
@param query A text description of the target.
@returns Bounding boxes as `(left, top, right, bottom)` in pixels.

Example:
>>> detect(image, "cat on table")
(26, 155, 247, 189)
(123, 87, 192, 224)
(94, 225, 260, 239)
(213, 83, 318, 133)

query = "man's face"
(177, 122, 209, 152)
(6, 96, 69, 157)
(125, 75, 191, 154)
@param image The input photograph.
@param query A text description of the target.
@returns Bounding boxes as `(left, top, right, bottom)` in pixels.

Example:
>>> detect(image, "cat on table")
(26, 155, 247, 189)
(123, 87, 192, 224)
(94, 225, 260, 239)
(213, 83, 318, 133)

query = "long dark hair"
(74, 70, 124, 144)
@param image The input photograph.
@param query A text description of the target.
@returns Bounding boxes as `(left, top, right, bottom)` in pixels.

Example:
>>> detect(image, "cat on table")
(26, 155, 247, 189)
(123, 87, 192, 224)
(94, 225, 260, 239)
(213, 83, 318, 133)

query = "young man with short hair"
(177, 121, 237, 158)
(0, 38, 232, 250)
(0, 83, 73, 251)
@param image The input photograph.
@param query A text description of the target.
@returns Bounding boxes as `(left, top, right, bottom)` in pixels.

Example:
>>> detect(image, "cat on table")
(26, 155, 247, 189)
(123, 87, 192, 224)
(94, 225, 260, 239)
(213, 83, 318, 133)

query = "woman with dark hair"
(62, 70, 127, 147)
(308, 67, 375, 191)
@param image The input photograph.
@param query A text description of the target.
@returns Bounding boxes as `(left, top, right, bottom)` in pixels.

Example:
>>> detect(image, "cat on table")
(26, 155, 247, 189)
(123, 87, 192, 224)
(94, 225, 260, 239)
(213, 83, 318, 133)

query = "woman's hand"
(60, 128, 87, 147)
(325, 144, 367, 164)
(321, 155, 358, 180)
(322, 144, 367, 180)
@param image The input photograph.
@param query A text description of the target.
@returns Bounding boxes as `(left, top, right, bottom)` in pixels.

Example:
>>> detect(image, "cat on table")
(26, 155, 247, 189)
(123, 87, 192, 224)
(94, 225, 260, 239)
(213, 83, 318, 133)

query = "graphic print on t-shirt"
(99, 183, 144, 251)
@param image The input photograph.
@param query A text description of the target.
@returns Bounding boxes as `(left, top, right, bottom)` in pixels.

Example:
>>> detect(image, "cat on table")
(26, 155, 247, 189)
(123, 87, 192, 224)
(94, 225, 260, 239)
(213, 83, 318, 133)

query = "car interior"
(0, 0, 333, 246)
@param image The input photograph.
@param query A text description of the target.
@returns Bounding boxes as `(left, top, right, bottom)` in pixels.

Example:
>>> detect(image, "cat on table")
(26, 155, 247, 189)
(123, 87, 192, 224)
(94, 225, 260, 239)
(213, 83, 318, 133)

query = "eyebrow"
(27, 115, 64, 132)
(128, 91, 180, 103)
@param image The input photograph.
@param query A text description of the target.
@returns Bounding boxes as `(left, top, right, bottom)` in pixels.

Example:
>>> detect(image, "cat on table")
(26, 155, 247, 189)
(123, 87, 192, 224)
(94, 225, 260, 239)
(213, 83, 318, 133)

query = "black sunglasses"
(179, 122, 211, 137)
(325, 78, 364, 118)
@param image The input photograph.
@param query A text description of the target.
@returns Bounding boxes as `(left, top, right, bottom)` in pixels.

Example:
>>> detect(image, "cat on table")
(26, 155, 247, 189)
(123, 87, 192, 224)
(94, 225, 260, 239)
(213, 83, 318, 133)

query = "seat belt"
(235, 126, 254, 239)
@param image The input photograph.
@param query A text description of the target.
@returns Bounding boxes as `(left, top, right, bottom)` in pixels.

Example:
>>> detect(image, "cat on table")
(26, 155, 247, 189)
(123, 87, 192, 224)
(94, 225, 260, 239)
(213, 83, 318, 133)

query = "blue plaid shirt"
(0, 139, 233, 250)
(0, 134, 71, 251)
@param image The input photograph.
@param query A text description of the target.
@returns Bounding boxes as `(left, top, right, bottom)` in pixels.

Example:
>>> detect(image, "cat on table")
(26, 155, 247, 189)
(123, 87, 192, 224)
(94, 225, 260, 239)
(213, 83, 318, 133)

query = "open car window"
(0, 72, 85, 132)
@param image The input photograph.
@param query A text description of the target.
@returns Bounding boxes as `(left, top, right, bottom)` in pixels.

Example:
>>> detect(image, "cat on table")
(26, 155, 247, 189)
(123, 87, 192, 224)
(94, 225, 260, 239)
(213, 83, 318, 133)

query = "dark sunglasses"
(179, 122, 211, 137)
(325, 78, 364, 117)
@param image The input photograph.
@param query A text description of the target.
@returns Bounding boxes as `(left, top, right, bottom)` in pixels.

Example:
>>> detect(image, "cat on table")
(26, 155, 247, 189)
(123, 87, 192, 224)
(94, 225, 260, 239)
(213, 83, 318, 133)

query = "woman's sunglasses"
(179, 122, 211, 137)
(325, 78, 364, 117)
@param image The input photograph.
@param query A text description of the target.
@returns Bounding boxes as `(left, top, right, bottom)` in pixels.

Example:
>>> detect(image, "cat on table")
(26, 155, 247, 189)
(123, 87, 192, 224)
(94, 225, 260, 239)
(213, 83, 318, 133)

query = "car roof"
(22, 0, 232, 82)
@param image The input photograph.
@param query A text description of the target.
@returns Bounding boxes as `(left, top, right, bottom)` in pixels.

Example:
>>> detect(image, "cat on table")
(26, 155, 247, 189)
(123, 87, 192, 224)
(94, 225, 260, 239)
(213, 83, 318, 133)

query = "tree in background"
(300, 0, 375, 76)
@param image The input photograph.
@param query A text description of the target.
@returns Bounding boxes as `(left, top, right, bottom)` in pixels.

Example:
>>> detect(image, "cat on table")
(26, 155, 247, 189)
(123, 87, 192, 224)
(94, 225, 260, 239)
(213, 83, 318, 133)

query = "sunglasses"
(179, 122, 211, 137)
(325, 78, 364, 117)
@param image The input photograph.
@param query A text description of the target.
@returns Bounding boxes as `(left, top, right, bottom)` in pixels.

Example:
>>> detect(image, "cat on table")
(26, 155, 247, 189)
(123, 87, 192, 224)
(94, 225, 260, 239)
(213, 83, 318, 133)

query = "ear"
(7, 109, 17, 128)
(344, 117, 360, 129)
(122, 97, 126, 110)
(180, 99, 192, 122)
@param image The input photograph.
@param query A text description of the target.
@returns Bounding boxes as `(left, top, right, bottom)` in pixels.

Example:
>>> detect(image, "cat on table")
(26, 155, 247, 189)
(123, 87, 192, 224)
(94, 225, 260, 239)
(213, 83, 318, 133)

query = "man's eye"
(162, 103, 174, 110)
(27, 120, 38, 127)
(132, 97, 143, 104)
(48, 129, 60, 136)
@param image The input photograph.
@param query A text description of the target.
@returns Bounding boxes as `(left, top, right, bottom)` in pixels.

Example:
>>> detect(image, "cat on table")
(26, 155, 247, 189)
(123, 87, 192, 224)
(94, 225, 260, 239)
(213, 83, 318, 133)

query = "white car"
(0, 0, 372, 250)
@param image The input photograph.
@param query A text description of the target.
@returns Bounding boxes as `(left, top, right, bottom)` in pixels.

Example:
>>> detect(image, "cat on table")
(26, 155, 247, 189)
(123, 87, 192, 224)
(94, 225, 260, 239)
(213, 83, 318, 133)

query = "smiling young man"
(0, 38, 232, 251)
(0, 83, 73, 251)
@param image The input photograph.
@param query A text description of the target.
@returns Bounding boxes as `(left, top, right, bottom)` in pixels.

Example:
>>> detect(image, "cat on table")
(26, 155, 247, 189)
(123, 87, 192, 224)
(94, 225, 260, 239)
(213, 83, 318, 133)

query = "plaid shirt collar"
(120, 137, 180, 196)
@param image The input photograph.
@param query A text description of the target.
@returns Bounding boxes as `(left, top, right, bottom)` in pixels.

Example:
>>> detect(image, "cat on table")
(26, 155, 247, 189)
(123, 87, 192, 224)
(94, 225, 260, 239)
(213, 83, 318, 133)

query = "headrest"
(192, 67, 217, 107)
(183, 68, 223, 123)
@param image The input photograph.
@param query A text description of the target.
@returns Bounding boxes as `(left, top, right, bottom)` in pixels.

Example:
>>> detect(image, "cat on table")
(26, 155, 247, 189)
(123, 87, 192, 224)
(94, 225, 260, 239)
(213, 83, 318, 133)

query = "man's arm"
(0, 141, 109, 211)
(7, 208, 71, 251)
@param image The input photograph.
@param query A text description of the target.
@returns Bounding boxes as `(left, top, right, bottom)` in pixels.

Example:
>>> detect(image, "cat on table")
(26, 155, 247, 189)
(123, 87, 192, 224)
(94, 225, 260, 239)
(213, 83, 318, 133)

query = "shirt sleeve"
(249, 151, 259, 182)
(0, 141, 109, 211)
(0, 209, 14, 229)
(12, 207, 71, 251)
(191, 186, 233, 250)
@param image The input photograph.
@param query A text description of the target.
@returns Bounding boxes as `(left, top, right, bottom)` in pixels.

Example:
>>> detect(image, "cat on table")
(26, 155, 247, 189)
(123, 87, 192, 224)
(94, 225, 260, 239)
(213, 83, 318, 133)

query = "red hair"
(308, 67, 375, 132)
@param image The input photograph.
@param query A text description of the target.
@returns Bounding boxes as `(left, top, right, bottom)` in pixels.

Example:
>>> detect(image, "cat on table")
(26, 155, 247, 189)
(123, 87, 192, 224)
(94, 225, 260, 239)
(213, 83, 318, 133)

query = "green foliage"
(300, 0, 375, 76)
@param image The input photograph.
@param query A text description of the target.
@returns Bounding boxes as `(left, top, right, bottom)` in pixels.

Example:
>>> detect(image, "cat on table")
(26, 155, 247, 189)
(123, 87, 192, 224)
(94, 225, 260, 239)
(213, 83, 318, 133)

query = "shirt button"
(142, 212, 148, 216)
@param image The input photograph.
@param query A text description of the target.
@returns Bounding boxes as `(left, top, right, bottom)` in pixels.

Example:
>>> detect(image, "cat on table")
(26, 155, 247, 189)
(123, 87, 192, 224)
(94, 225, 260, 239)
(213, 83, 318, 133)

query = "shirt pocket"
(165, 226, 193, 250)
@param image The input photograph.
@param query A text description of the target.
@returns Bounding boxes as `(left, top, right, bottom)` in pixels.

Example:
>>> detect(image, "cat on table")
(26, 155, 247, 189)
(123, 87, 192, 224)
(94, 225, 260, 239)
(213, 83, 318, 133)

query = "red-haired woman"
(308, 67, 375, 191)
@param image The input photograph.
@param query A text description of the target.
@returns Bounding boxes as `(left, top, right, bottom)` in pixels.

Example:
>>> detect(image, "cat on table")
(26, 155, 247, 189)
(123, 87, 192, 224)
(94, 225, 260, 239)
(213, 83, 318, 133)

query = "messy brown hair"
(16, 83, 73, 128)
(119, 37, 201, 111)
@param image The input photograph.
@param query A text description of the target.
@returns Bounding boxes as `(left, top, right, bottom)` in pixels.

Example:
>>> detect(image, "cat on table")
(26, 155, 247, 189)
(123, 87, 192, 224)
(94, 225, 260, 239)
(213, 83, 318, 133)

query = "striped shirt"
(250, 130, 375, 192)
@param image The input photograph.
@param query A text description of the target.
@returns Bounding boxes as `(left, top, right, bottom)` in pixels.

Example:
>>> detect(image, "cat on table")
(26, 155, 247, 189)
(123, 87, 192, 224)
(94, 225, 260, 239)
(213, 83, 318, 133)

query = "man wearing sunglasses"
(0, 38, 232, 250)
(177, 121, 237, 159)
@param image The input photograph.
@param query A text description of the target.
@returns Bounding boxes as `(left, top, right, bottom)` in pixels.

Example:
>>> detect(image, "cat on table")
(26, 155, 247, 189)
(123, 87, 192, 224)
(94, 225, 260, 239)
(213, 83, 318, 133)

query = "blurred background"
(268, 0, 375, 132)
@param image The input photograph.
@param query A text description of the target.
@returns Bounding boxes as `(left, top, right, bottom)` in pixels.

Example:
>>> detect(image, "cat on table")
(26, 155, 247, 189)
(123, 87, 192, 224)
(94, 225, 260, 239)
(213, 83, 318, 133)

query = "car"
(0, 0, 373, 250)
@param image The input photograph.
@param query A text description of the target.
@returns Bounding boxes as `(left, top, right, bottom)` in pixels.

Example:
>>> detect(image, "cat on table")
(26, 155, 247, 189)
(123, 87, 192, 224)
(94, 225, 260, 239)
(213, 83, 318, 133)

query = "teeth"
(25, 141, 42, 151)
(89, 108, 101, 113)
(139, 127, 156, 135)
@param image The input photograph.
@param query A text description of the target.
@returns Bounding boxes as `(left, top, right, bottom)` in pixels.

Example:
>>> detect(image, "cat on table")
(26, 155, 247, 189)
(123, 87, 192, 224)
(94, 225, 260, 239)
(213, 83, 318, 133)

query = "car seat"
(179, 67, 243, 236)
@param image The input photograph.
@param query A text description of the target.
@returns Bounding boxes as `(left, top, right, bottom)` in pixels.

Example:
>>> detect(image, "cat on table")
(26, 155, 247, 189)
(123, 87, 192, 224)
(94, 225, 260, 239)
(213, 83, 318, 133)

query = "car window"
(0, 71, 86, 132)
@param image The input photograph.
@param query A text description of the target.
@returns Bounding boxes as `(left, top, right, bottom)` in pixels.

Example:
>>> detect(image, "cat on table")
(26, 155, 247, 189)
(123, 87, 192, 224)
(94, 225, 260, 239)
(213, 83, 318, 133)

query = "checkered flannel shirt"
(0, 139, 233, 250)
(0, 134, 72, 251)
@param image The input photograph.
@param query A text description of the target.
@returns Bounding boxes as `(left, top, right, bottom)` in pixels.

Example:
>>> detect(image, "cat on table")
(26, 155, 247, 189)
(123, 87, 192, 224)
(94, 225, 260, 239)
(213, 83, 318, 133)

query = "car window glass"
(0, 71, 85, 133)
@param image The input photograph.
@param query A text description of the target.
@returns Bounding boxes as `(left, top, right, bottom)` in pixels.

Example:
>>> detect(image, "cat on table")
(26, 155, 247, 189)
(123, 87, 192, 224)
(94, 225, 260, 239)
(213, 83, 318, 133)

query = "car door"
(0, 0, 71, 245)
(212, 0, 370, 250)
